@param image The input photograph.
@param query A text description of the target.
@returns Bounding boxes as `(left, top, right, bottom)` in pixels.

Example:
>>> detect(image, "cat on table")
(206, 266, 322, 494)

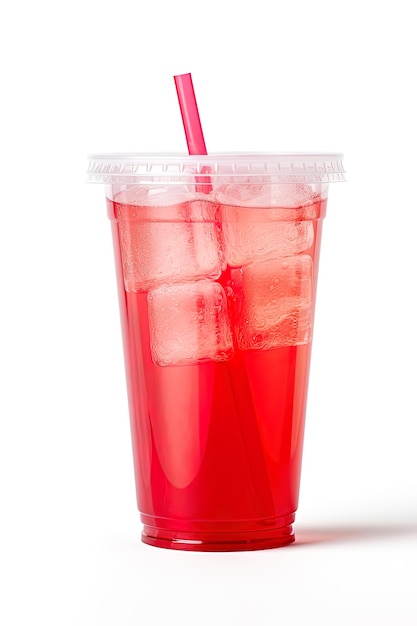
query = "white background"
(1, 0, 416, 624)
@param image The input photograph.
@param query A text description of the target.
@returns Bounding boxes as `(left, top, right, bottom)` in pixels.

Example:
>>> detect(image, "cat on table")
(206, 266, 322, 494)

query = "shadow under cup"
(87, 153, 345, 551)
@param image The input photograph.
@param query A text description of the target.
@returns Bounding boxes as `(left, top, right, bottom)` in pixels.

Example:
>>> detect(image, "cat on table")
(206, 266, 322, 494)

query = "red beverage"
(107, 190, 325, 551)
(88, 151, 345, 550)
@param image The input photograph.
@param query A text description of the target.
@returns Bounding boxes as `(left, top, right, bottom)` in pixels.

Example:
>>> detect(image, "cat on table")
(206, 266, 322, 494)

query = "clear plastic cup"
(87, 153, 345, 551)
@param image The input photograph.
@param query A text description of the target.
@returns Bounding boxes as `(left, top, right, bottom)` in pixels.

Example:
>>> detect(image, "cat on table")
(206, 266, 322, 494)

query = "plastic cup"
(87, 153, 345, 551)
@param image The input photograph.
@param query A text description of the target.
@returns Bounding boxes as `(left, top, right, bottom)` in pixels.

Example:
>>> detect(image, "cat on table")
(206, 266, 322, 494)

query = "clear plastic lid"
(87, 153, 345, 185)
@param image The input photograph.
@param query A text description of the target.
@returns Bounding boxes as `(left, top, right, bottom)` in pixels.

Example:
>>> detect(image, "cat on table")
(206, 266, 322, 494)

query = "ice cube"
(147, 280, 234, 366)
(217, 181, 320, 266)
(221, 208, 314, 267)
(231, 255, 313, 351)
(114, 189, 222, 292)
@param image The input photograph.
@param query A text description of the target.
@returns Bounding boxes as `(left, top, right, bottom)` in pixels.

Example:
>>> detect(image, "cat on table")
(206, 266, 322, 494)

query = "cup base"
(141, 516, 295, 552)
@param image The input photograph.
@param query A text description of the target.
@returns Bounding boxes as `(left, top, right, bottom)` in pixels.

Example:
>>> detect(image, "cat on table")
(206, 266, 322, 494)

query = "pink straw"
(174, 73, 208, 155)
(173, 74, 274, 518)
(174, 73, 211, 192)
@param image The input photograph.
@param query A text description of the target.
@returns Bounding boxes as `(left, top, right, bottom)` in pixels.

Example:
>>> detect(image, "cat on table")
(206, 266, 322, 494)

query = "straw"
(174, 73, 208, 155)
(173, 73, 275, 521)
(174, 73, 211, 193)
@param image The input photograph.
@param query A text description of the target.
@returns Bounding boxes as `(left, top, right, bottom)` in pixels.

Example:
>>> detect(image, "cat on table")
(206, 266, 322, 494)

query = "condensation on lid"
(87, 153, 346, 184)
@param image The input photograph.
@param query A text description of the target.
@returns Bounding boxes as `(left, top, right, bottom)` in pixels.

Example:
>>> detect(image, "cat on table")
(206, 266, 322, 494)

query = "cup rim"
(87, 153, 346, 184)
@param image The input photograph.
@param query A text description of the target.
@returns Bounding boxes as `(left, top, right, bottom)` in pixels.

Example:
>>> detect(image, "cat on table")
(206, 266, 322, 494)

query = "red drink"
(107, 190, 325, 551)
(88, 151, 345, 550)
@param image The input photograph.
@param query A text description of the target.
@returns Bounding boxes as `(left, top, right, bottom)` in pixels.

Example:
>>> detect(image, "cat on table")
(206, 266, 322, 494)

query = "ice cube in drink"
(218, 183, 320, 267)
(147, 280, 234, 367)
(231, 255, 313, 351)
(113, 189, 222, 291)
(222, 214, 313, 266)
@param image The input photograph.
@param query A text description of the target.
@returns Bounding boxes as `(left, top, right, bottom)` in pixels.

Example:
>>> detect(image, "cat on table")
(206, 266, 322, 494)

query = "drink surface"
(107, 188, 325, 547)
